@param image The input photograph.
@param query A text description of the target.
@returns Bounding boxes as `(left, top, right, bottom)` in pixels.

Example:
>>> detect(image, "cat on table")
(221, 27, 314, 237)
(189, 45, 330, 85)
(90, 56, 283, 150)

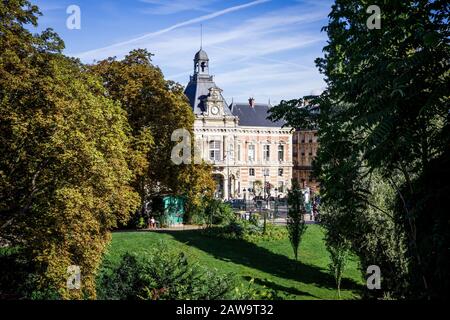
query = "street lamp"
(263, 168, 270, 204)
(263, 169, 269, 234)
(274, 187, 278, 221)
(224, 149, 233, 200)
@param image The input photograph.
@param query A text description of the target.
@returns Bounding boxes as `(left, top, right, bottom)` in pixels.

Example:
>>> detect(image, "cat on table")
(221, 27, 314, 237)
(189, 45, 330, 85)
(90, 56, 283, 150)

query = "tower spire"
(200, 24, 203, 49)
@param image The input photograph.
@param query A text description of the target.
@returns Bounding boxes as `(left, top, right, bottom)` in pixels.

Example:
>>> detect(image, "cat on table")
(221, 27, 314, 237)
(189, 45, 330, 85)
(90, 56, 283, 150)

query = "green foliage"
(0, 1, 216, 299)
(97, 241, 257, 300)
(204, 198, 236, 226)
(248, 212, 260, 226)
(202, 219, 287, 243)
(0, 248, 61, 300)
(269, 0, 449, 299)
(136, 217, 146, 229)
(232, 278, 282, 300)
(320, 174, 410, 298)
(0, 1, 140, 299)
(90, 51, 215, 217)
(286, 180, 308, 260)
(188, 206, 207, 225)
(326, 239, 350, 299)
(106, 226, 363, 300)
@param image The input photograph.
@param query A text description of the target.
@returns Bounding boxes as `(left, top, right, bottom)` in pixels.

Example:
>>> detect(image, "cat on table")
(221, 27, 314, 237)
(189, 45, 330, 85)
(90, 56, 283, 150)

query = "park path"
(140, 225, 205, 232)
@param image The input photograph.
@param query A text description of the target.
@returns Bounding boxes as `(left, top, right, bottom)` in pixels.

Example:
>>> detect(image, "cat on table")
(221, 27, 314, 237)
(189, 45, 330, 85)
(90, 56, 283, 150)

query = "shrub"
(189, 206, 207, 225)
(202, 220, 287, 243)
(233, 278, 282, 300)
(137, 217, 146, 229)
(97, 241, 239, 300)
(0, 248, 61, 300)
(204, 199, 236, 226)
(249, 213, 260, 226)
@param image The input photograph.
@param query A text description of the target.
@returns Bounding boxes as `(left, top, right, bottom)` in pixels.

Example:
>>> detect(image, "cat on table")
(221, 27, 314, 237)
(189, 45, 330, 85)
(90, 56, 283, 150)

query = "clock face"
(211, 106, 219, 115)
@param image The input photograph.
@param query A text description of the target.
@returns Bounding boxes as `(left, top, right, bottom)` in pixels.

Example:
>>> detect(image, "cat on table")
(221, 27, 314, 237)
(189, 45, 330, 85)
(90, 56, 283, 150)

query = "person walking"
(150, 216, 156, 229)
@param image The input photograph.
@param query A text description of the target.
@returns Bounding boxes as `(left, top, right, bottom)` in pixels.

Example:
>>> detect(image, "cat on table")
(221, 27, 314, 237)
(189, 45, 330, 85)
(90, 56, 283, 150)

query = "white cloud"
(70, 0, 328, 103)
(73, 0, 270, 60)
(214, 62, 324, 104)
(139, 0, 215, 15)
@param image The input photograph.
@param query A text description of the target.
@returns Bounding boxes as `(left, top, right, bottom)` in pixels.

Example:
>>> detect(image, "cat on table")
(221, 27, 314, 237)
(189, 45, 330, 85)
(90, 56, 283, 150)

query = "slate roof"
(184, 49, 285, 126)
(194, 49, 209, 61)
(229, 102, 287, 128)
(184, 75, 233, 116)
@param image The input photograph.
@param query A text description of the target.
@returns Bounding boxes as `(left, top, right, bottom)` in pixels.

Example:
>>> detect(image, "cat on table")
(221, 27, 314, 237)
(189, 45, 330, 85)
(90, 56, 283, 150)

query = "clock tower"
(205, 87, 225, 116)
(184, 48, 235, 119)
(183, 48, 293, 201)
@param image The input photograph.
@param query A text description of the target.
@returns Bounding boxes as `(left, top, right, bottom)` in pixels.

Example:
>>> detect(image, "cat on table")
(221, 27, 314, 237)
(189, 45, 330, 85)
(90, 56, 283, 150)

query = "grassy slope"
(103, 225, 363, 300)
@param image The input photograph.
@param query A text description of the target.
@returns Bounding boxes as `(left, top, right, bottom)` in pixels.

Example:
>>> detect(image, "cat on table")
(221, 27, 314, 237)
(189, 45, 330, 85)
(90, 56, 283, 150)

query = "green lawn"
(103, 225, 363, 300)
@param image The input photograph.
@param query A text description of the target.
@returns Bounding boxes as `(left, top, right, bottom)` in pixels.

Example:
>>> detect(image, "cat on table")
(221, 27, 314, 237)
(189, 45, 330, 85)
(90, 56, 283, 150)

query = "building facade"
(292, 129, 319, 190)
(292, 101, 320, 191)
(184, 49, 293, 199)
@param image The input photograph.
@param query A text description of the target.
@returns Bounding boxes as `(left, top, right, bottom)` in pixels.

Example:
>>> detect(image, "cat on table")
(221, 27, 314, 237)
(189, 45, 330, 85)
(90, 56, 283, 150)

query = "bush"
(97, 241, 240, 300)
(0, 248, 61, 300)
(204, 199, 236, 226)
(233, 278, 282, 300)
(186, 198, 237, 226)
(188, 206, 207, 225)
(202, 220, 287, 243)
(249, 213, 260, 226)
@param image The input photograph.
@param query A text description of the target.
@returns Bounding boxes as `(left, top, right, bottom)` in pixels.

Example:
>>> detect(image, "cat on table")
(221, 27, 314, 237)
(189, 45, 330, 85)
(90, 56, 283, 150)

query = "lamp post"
(243, 188, 247, 212)
(274, 187, 278, 222)
(263, 169, 269, 234)
(224, 149, 233, 200)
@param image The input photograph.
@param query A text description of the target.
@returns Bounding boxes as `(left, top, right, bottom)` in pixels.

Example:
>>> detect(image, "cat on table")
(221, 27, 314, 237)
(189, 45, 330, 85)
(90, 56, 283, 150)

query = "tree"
(326, 237, 350, 299)
(90, 50, 215, 222)
(0, 1, 140, 299)
(205, 198, 221, 228)
(286, 179, 308, 261)
(179, 162, 216, 224)
(269, 0, 449, 299)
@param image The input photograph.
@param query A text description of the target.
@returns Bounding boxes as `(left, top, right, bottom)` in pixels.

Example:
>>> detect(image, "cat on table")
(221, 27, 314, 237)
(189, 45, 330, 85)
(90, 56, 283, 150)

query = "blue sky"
(31, 0, 333, 105)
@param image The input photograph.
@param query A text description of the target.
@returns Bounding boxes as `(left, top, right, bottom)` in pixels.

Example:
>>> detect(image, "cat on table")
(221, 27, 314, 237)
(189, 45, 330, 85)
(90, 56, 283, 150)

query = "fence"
(227, 198, 318, 224)
(227, 199, 289, 219)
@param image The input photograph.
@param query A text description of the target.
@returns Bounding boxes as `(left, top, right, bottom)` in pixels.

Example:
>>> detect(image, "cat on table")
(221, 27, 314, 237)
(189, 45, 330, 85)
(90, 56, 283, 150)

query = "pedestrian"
(150, 216, 156, 229)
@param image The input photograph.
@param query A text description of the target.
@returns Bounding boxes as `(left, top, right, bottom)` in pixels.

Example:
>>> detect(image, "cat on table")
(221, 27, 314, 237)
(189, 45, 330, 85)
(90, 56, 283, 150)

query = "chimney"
(248, 97, 255, 108)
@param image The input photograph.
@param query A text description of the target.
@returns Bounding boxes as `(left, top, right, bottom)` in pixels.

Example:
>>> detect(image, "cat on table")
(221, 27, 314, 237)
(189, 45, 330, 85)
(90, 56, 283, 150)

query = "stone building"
(292, 102, 320, 191)
(292, 130, 319, 190)
(184, 49, 293, 199)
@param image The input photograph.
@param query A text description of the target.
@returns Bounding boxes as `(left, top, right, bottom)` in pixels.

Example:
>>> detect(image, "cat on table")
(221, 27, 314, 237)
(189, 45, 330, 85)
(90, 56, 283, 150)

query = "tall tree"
(286, 179, 308, 261)
(326, 237, 350, 299)
(90, 50, 215, 220)
(270, 0, 449, 299)
(0, 0, 140, 298)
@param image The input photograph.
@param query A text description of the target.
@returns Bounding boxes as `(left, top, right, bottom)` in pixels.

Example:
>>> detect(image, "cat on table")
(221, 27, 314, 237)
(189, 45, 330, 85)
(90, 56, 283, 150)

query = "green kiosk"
(161, 195, 185, 226)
